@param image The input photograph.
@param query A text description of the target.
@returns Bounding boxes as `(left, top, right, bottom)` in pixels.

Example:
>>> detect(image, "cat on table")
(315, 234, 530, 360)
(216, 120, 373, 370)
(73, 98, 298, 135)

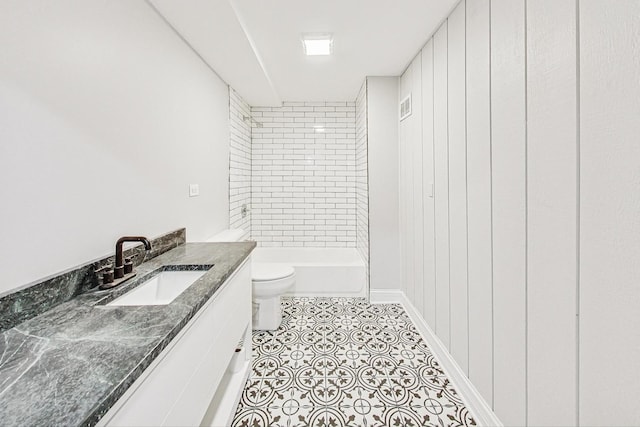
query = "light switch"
(189, 184, 200, 197)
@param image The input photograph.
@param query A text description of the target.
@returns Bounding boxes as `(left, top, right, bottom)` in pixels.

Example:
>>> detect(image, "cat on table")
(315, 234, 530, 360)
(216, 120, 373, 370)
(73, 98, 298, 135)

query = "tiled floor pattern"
(233, 297, 476, 427)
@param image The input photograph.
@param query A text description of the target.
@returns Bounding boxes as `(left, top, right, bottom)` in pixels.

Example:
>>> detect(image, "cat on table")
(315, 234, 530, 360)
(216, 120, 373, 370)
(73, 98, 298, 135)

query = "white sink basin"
(107, 270, 207, 306)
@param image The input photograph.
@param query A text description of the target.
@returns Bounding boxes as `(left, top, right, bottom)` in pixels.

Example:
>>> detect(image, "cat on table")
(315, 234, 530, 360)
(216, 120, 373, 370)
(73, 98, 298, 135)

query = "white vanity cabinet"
(99, 257, 252, 427)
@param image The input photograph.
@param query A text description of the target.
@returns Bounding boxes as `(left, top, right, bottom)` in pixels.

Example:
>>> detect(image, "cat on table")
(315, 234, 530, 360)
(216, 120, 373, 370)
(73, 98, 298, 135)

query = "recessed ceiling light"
(302, 33, 333, 56)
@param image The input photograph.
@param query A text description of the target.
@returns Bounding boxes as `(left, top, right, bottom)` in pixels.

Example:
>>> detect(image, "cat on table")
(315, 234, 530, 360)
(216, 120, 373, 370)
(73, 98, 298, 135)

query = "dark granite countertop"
(0, 242, 255, 427)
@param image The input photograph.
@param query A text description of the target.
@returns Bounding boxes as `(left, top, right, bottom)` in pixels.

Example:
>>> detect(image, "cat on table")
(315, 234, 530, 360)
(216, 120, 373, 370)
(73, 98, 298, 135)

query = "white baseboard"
(369, 289, 502, 427)
(369, 289, 404, 303)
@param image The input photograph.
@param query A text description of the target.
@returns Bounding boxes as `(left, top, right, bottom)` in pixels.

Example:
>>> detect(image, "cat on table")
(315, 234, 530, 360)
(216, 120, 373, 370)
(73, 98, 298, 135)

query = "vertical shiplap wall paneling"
(397, 76, 405, 295)
(447, 0, 469, 374)
(421, 40, 436, 327)
(398, 69, 410, 299)
(411, 52, 425, 316)
(580, 2, 640, 425)
(398, 0, 640, 424)
(433, 22, 451, 349)
(405, 58, 417, 304)
(490, 0, 527, 425)
(465, 0, 493, 407)
(526, 1, 577, 425)
(406, 58, 416, 304)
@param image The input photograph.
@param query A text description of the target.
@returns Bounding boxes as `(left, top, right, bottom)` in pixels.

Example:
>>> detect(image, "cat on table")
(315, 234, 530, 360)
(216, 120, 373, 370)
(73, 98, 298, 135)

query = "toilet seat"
(252, 263, 295, 282)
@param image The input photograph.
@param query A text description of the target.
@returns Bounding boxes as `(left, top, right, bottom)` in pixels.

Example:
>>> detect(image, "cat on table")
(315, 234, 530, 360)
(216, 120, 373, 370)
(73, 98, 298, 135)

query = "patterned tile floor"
(233, 297, 476, 427)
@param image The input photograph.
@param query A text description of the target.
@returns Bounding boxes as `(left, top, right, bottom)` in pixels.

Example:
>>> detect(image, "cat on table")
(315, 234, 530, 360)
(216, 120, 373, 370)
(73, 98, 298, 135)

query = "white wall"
(250, 102, 356, 247)
(579, 1, 640, 425)
(465, 0, 492, 408)
(420, 42, 436, 329)
(399, 53, 420, 309)
(398, 0, 640, 425)
(490, 1, 527, 423)
(433, 23, 451, 348)
(355, 81, 369, 287)
(447, 2, 469, 374)
(366, 77, 400, 290)
(526, 1, 577, 424)
(0, 1, 230, 295)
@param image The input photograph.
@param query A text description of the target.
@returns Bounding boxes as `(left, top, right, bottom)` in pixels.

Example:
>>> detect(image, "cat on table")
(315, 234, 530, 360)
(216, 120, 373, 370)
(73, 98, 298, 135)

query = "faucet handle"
(95, 264, 114, 284)
(124, 255, 136, 274)
(95, 264, 111, 274)
(124, 253, 138, 263)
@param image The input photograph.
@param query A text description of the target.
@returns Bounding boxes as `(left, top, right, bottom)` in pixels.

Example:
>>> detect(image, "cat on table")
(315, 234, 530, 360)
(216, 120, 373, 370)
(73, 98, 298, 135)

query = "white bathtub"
(251, 248, 367, 297)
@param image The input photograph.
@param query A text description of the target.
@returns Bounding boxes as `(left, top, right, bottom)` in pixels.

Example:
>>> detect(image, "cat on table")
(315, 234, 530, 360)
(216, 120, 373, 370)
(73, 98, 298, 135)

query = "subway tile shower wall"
(251, 102, 357, 247)
(229, 88, 252, 233)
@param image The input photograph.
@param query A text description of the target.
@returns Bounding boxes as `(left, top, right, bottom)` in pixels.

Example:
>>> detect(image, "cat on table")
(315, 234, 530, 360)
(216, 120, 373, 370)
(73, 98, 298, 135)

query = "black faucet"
(114, 236, 151, 279)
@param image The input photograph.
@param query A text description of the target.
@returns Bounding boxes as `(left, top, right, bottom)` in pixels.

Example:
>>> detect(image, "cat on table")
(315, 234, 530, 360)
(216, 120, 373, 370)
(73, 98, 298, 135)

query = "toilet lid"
(252, 263, 295, 281)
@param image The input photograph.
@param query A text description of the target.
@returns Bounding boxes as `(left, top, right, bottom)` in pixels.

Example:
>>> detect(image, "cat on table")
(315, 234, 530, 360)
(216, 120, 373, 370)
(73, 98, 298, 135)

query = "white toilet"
(251, 263, 295, 330)
(206, 229, 295, 331)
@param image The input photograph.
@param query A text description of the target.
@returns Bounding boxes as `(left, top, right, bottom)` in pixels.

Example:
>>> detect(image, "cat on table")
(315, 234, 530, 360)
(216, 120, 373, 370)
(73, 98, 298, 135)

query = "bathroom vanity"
(0, 241, 255, 427)
(99, 257, 252, 427)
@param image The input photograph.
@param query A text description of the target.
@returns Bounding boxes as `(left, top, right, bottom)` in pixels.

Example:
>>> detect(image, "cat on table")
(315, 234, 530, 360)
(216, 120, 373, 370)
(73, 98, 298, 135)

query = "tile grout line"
(445, 19, 452, 350)
(488, 0, 496, 410)
(464, 0, 470, 377)
(432, 34, 438, 347)
(574, 0, 581, 424)
(524, 0, 529, 424)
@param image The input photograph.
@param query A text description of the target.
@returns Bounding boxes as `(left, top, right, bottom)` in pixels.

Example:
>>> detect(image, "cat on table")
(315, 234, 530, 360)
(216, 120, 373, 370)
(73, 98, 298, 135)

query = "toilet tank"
(206, 229, 249, 242)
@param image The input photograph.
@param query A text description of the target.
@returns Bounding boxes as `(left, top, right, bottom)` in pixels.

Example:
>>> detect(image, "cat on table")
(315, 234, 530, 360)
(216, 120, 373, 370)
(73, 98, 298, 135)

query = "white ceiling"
(149, 0, 459, 106)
